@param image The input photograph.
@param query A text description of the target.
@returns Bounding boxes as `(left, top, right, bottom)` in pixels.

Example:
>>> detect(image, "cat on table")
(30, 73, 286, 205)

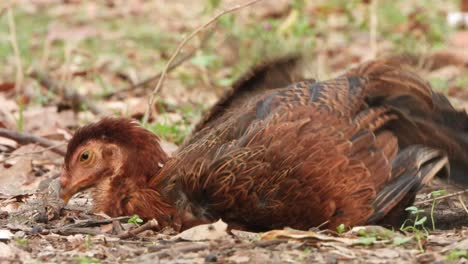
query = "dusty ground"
(0, 0, 467, 263)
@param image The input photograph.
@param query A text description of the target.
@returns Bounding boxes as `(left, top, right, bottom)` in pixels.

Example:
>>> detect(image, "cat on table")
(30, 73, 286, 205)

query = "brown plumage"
(59, 59, 468, 232)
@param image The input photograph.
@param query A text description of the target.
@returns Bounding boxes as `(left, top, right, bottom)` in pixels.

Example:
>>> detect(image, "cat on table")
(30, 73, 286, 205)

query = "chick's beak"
(59, 187, 73, 205)
(59, 173, 75, 205)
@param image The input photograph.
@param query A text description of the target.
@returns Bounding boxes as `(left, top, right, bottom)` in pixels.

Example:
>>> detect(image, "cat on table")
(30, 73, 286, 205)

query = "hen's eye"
(80, 151, 91, 162)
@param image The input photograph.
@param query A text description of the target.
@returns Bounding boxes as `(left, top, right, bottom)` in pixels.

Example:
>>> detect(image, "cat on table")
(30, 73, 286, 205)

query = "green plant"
(128, 215, 143, 225)
(76, 256, 100, 264)
(85, 234, 92, 249)
(15, 99, 24, 132)
(14, 237, 28, 247)
(336, 224, 345, 234)
(430, 189, 446, 231)
(400, 206, 429, 251)
(446, 249, 468, 260)
(148, 121, 188, 145)
(356, 236, 376, 246)
(392, 236, 412, 246)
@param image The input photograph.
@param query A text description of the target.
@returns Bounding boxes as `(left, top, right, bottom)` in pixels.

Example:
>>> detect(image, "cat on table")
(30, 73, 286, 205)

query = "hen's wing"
(155, 60, 459, 231)
(164, 106, 382, 230)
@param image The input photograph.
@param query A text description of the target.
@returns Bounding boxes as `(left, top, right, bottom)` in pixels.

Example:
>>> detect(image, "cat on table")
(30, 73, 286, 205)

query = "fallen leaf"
(0, 242, 18, 259)
(174, 219, 229, 241)
(0, 229, 13, 240)
(442, 238, 468, 253)
(0, 82, 15, 92)
(231, 229, 259, 241)
(0, 156, 33, 195)
(260, 229, 356, 246)
(371, 248, 401, 259)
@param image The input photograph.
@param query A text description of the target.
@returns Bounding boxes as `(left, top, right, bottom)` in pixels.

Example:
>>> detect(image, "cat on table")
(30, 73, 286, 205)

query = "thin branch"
(369, 0, 378, 59)
(414, 189, 468, 206)
(29, 69, 106, 116)
(142, 0, 264, 125)
(458, 195, 468, 215)
(63, 216, 131, 229)
(117, 219, 159, 239)
(0, 128, 66, 156)
(104, 50, 195, 99)
(7, 7, 24, 93)
(0, 142, 67, 164)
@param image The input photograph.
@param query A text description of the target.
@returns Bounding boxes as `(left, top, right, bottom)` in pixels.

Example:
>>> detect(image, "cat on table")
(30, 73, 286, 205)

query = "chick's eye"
(80, 151, 91, 162)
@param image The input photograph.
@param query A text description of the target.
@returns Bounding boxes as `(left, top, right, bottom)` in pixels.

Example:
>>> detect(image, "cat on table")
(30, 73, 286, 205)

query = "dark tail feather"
(367, 146, 449, 226)
(347, 60, 468, 187)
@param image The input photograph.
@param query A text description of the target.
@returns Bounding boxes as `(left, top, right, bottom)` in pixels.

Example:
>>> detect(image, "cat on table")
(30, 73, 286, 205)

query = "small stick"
(414, 189, 468, 206)
(458, 195, 468, 215)
(63, 216, 131, 229)
(0, 128, 66, 156)
(117, 219, 159, 239)
(369, 0, 378, 59)
(104, 51, 195, 99)
(29, 70, 106, 116)
(0, 142, 67, 163)
(142, 0, 264, 125)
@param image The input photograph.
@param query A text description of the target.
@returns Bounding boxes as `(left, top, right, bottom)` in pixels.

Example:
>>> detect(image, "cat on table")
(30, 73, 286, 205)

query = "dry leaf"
(0, 156, 33, 195)
(174, 219, 229, 241)
(0, 229, 13, 240)
(0, 82, 15, 92)
(231, 229, 259, 241)
(442, 238, 468, 253)
(260, 229, 356, 246)
(0, 242, 18, 259)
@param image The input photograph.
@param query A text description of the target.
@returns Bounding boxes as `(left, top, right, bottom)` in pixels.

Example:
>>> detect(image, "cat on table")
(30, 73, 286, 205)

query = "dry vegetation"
(0, 0, 467, 263)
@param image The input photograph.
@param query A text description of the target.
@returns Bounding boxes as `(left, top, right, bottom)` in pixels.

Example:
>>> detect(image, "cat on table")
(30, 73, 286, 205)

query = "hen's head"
(59, 117, 169, 204)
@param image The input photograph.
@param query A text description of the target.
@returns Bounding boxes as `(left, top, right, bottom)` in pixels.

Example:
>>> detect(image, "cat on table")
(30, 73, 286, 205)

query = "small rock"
(33, 211, 48, 224)
(0, 210, 8, 219)
(30, 225, 43, 235)
(205, 253, 218, 262)
(14, 231, 26, 239)
(416, 253, 436, 263)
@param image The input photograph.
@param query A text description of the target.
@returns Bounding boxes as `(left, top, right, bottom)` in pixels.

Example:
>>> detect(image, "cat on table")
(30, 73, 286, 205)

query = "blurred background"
(0, 0, 467, 145)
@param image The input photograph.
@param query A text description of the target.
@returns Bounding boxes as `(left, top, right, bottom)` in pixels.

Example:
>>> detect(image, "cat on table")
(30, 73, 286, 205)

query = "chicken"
(59, 59, 468, 232)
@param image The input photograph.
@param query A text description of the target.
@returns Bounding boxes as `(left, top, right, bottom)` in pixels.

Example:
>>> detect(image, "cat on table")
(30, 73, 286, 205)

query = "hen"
(60, 59, 468, 231)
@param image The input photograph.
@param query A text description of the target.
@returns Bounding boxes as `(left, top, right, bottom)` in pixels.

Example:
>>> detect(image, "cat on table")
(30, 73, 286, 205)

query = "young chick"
(59, 119, 170, 221)
(60, 59, 468, 232)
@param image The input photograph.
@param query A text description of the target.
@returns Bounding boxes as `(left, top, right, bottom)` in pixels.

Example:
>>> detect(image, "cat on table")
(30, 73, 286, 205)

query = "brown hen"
(60, 59, 468, 231)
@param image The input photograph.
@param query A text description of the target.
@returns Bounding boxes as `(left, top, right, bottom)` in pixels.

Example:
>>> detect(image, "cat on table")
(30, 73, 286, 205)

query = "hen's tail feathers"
(192, 55, 307, 134)
(347, 60, 468, 187)
(368, 146, 449, 226)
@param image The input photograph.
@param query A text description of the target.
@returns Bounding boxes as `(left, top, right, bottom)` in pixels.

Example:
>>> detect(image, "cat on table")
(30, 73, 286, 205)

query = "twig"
(0, 128, 66, 156)
(104, 50, 195, 99)
(142, 0, 264, 125)
(63, 216, 131, 229)
(29, 69, 106, 116)
(0, 142, 67, 164)
(54, 227, 103, 236)
(369, 0, 378, 59)
(414, 189, 468, 206)
(458, 195, 468, 215)
(7, 7, 24, 93)
(117, 219, 159, 239)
